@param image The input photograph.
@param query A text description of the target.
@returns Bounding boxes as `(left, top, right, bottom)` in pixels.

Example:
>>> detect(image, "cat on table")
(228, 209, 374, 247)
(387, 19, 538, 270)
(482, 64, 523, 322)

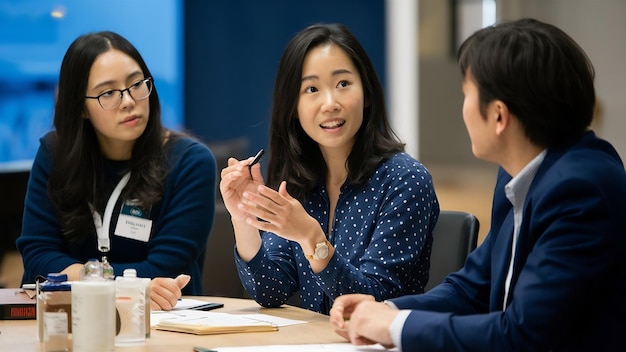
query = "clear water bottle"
(102, 256, 115, 280)
(78, 258, 102, 280)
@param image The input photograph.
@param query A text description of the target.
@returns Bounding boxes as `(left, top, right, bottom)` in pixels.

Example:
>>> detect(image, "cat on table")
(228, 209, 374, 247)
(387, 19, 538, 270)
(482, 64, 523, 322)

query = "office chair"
(201, 138, 251, 298)
(202, 202, 249, 298)
(425, 210, 479, 291)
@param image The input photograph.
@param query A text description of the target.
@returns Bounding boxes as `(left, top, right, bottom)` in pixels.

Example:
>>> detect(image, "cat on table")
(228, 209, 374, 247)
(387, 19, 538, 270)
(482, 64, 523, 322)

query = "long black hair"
(266, 23, 404, 202)
(49, 31, 169, 244)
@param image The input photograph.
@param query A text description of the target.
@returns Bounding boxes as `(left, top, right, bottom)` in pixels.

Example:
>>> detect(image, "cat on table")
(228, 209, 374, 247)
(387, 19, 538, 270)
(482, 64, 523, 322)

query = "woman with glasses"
(220, 24, 439, 315)
(16, 31, 216, 310)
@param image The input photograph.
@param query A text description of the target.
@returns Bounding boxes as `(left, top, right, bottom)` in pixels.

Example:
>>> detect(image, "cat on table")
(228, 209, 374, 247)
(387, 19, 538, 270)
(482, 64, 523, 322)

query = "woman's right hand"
(149, 274, 190, 311)
(220, 156, 266, 261)
(219, 156, 265, 222)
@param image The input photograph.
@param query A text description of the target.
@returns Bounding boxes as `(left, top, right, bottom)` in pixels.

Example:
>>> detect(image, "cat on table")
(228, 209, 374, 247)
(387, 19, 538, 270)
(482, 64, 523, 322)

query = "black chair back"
(425, 210, 479, 291)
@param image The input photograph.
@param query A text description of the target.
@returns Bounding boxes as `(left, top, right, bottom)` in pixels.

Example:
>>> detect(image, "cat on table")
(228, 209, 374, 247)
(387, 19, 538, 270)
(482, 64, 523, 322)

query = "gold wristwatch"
(305, 239, 332, 260)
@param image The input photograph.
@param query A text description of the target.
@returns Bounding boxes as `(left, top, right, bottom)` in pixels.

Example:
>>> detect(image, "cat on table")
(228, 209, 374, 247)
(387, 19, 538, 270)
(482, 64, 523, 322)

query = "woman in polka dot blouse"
(219, 23, 440, 314)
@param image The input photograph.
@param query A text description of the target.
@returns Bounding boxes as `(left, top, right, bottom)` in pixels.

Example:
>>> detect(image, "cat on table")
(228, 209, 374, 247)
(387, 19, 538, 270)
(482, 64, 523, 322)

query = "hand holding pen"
(218, 148, 266, 225)
(218, 148, 269, 260)
(248, 148, 264, 177)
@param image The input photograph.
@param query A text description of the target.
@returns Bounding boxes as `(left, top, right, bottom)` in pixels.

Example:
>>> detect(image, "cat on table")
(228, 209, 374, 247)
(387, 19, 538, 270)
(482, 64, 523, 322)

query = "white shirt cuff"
(384, 300, 409, 351)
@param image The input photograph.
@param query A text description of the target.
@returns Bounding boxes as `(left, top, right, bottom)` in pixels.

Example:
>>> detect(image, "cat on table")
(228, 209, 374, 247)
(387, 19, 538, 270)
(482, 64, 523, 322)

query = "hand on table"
(150, 274, 190, 311)
(330, 294, 398, 348)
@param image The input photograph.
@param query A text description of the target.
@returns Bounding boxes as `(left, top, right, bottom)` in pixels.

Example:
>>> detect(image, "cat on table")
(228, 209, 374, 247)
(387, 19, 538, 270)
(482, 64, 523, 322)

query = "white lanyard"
(92, 172, 131, 252)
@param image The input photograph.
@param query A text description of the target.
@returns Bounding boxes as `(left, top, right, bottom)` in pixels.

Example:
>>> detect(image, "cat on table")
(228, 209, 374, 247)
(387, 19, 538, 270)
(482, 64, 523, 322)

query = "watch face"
(314, 242, 329, 260)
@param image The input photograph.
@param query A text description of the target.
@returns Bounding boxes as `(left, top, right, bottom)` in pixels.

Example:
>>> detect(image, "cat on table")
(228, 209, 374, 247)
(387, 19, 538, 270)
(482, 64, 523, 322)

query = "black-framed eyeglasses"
(85, 77, 153, 110)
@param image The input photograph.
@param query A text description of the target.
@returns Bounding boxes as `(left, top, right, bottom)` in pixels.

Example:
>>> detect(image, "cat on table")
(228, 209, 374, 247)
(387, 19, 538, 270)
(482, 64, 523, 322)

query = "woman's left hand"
(239, 181, 320, 243)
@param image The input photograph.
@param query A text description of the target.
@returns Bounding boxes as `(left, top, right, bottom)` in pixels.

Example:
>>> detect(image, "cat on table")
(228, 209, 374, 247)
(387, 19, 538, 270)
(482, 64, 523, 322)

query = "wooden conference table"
(0, 296, 346, 351)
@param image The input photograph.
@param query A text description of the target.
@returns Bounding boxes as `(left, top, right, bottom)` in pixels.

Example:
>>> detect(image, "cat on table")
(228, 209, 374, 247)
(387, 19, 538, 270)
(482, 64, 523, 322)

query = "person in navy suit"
(330, 18, 626, 351)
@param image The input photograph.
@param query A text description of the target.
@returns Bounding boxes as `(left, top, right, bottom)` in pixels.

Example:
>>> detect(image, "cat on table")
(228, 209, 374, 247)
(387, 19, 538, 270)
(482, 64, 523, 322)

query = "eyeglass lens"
(98, 79, 152, 109)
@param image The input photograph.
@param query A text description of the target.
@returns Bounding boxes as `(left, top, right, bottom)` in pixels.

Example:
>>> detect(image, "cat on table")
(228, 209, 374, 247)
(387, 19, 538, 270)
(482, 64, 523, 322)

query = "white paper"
(212, 343, 397, 351)
(236, 313, 307, 327)
(157, 311, 273, 327)
(150, 310, 306, 328)
(151, 309, 199, 327)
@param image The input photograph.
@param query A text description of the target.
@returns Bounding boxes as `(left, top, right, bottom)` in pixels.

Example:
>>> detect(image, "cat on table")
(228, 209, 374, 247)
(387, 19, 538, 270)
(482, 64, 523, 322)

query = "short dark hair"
(458, 18, 595, 149)
(267, 23, 404, 201)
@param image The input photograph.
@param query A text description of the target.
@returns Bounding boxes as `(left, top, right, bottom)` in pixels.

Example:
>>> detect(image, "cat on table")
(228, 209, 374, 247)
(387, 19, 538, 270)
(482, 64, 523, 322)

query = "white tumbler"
(71, 280, 116, 352)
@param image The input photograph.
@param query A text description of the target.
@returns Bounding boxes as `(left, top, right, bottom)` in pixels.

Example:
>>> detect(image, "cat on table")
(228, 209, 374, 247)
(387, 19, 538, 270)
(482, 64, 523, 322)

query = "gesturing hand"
(239, 181, 320, 242)
(219, 157, 265, 222)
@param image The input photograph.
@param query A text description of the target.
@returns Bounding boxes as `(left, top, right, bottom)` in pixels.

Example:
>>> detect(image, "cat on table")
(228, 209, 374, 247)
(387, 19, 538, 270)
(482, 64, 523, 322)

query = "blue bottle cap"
(47, 273, 68, 283)
(41, 273, 71, 291)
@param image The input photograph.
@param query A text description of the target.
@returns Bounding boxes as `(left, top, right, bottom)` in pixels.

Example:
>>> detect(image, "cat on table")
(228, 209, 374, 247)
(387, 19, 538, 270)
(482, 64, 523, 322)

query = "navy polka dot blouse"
(234, 152, 440, 314)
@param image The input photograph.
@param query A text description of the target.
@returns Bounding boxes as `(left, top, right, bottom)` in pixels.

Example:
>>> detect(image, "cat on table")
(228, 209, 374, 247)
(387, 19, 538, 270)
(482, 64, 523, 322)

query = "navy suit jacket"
(391, 131, 626, 351)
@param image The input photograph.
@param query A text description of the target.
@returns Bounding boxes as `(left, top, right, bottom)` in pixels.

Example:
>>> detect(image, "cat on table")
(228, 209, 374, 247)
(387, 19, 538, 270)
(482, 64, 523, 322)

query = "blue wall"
(0, 0, 385, 167)
(0, 0, 183, 171)
(184, 0, 386, 158)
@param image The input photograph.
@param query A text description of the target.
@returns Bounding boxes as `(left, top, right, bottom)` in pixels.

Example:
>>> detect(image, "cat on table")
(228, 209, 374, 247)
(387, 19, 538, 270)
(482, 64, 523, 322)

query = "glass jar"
(37, 273, 72, 351)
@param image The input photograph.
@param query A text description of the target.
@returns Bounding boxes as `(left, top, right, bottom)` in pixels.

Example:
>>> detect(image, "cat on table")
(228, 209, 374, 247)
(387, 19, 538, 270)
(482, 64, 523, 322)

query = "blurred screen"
(0, 0, 183, 172)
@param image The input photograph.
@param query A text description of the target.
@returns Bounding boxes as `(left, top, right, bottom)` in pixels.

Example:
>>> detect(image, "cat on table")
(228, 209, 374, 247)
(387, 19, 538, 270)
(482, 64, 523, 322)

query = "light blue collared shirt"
(502, 150, 546, 309)
(388, 150, 547, 350)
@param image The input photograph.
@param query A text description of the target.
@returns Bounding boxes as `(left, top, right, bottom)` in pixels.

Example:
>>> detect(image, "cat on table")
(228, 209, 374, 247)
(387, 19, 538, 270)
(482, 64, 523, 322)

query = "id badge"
(114, 201, 152, 242)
